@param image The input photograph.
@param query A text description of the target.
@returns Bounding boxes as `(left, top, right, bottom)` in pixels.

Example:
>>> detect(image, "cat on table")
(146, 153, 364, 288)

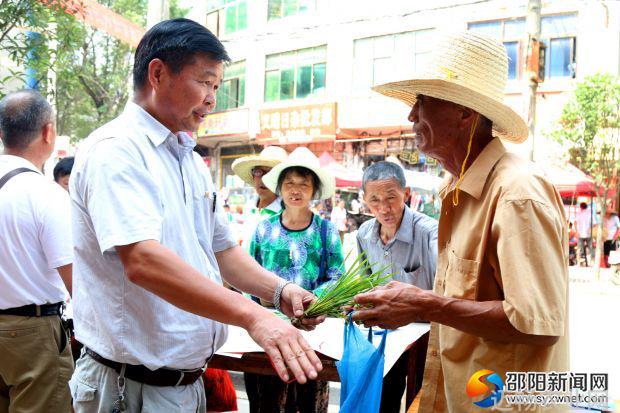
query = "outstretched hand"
(246, 312, 323, 384)
(350, 281, 430, 329)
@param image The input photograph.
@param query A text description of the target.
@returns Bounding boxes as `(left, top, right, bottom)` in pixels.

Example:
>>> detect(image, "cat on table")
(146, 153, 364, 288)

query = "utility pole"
(524, 0, 542, 161)
(147, 0, 170, 29)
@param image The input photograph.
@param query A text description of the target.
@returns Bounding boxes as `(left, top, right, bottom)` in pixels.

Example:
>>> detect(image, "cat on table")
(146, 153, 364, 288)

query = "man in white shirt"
(576, 202, 594, 266)
(69, 18, 323, 412)
(0, 90, 73, 413)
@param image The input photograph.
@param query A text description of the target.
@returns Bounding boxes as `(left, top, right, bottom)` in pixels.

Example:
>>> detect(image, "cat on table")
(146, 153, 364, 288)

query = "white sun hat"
(231, 146, 288, 186)
(372, 31, 528, 143)
(262, 147, 335, 200)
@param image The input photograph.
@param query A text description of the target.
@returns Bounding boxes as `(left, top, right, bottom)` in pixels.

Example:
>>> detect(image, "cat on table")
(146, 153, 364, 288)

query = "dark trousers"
(244, 372, 329, 413)
(380, 352, 408, 413)
(578, 237, 594, 266)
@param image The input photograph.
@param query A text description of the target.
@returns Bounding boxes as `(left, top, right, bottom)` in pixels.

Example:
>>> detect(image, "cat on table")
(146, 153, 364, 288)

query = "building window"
(206, 0, 247, 35)
(468, 13, 577, 80)
(268, 0, 315, 20)
(224, 0, 247, 34)
(264, 46, 326, 102)
(469, 19, 524, 80)
(216, 61, 246, 111)
(542, 14, 577, 78)
(352, 29, 434, 92)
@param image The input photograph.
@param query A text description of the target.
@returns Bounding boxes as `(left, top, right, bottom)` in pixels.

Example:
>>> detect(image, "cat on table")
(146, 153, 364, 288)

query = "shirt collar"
(0, 154, 41, 173)
(265, 197, 283, 213)
(122, 101, 174, 147)
(255, 196, 283, 212)
(365, 205, 413, 244)
(439, 137, 507, 200)
(394, 205, 414, 244)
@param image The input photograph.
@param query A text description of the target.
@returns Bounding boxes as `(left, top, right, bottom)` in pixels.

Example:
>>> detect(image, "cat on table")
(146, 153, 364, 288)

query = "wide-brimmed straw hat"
(262, 147, 335, 200)
(232, 146, 288, 186)
(372, 31, 528, 143)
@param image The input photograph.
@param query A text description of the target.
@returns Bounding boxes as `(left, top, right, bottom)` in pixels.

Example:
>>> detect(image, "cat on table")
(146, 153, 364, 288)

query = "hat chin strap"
(452, 113, 479, 207)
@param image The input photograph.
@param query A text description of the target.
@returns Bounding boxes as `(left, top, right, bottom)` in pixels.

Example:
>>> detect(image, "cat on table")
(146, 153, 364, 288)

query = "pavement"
(221, 266, 620, 413)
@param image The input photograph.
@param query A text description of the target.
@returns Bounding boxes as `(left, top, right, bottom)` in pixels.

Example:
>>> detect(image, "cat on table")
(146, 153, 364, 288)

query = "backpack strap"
(0, 167, 37, 191)
(319, 218, 329, 282)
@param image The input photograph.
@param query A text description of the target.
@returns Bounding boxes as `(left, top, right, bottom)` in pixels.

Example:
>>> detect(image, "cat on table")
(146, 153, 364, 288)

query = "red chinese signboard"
(257, 103, 337, 144)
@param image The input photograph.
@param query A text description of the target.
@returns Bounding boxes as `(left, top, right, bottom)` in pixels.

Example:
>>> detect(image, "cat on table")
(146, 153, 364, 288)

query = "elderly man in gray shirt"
(356, 161, 438, 413)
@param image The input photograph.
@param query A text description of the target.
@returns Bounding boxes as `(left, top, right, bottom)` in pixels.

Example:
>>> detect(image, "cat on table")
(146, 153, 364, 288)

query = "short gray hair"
(362, 161, 406, 191)
(0, 89, 54, 150)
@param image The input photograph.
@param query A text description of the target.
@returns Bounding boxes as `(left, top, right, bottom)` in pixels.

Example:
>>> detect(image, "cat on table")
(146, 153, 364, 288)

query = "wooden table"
(209, 331, 429, 409)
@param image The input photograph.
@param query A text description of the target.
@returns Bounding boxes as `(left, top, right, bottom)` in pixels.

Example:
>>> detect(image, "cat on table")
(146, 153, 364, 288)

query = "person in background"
(330, 199, 348, 244)
(53, 156, 74, 192)
(350, 197, 361, 214)
(356, 161, 438, 413)
(247, 147, 344, 413)
(232, 146, 288, 249)
(568, 221, 578, 266)
(576, 202, 594, 266)
(0, 90, 74, 413)
(603, 210, 620, 267)
(222, 204, 233, 222)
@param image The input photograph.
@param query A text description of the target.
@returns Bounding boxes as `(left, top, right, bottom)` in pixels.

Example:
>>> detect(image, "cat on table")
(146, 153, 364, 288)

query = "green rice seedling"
(291, 252, 393, 325)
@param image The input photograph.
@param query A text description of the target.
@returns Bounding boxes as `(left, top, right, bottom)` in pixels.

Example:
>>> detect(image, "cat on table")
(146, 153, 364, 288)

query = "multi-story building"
(187, 0, 620, 189)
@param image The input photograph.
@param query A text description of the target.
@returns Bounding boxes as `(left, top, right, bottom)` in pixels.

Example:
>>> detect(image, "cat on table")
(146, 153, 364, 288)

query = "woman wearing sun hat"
(245, 146, 344, 413)
(232, 145, 288, 217)
(232, 146, 288, 249)
(350, 31, 569, 413)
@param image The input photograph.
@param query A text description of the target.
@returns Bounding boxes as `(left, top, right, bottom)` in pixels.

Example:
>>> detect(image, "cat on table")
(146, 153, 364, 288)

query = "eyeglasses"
(251, 167, 270, 178)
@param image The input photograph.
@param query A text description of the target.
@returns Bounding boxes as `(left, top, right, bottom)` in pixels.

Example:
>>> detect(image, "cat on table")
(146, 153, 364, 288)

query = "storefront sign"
(257, 103, 337, 144)
(400, 149, 419, 164)
(197, 109, 249, 137)
(39, 0, 145, 47)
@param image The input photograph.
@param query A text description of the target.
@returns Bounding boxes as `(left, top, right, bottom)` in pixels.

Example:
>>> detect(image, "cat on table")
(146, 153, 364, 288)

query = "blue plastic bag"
(336, 315, 388, 413)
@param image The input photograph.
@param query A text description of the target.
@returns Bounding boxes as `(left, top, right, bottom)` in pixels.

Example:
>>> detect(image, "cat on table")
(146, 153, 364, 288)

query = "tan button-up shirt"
(417, 138, 569, 413)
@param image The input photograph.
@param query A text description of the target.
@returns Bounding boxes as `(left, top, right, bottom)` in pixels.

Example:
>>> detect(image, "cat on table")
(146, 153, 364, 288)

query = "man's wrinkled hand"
(279, 283, 326, 331)
(247, 313, 323, 384)
(350, 281, 429, 329)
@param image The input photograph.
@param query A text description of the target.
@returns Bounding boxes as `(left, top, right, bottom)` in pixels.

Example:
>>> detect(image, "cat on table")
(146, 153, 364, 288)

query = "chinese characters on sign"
(505, 372, 608, 393)
(258, 103, 337, 144)
(197, 109, 250, 137)
(488, 372, 610, 411)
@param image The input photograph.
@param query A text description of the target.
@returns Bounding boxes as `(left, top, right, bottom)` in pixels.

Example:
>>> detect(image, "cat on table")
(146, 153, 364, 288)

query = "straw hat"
(231, 146, 288, 186)
(372, 31, 528, 143)
(262, 147, 335, 200)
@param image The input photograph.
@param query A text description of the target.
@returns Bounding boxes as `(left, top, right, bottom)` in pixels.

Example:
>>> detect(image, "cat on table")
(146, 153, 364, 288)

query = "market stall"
(211, 317, 431, 408)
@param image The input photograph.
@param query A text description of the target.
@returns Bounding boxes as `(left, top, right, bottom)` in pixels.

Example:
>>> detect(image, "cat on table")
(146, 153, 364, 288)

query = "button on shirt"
(71, 102, 237, 370)
(0, 155, 72, 309)
(419, 138, 569, 413)
(356, 205, 438, 290)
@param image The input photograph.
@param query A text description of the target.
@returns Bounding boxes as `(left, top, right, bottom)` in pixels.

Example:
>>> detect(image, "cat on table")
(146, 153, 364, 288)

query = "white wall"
(188, 0, 620, 159)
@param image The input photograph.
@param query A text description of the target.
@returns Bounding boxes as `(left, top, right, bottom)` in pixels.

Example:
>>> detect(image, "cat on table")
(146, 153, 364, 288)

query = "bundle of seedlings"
(291, 253, 393, 326)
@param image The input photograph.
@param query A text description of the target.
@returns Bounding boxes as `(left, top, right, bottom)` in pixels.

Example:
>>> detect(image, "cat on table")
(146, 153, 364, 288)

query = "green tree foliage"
(551, 73, 620, 277)
(1, 0, 187, 141)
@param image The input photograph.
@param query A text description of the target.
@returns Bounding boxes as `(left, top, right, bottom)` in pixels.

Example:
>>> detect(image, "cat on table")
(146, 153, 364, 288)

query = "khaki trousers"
(0, 314, 74, 413)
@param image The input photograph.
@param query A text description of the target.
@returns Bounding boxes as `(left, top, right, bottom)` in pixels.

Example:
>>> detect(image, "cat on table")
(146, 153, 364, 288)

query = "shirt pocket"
(191, 184, 215, 237)
(444, 250, 480, 300)
(400, 266, 424, 286)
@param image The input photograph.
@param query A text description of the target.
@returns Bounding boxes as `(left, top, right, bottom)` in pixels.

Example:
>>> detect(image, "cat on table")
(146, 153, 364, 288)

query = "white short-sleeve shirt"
(70, 102, 236, 370)
(0, 155, 72, 309)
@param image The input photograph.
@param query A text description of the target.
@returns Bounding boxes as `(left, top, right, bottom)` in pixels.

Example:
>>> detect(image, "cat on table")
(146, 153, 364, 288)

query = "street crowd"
(0, 18, 575, 413)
